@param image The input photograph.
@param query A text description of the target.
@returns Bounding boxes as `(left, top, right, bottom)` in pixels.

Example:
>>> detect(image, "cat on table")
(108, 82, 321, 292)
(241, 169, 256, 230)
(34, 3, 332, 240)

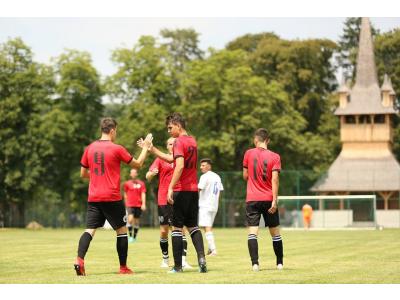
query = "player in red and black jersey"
(74, 117, 153, 276)
(145, 137, 192, 269)
(146, 113, 207, 273)
(123, 168, 146, 242)
(243, 128, 284, 271)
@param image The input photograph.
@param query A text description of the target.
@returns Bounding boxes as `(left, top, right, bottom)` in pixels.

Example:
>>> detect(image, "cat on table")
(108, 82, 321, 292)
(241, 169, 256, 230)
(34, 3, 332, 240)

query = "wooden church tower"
(311, 18, 399, 210)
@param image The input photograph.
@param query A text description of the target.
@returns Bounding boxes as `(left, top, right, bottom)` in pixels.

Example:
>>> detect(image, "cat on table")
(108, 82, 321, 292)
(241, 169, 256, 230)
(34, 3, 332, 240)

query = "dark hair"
(200, 158, 212, 165)
(254, 128, 269, 142)
(165, 112, 186, 128)
(100, 117, 117, 134)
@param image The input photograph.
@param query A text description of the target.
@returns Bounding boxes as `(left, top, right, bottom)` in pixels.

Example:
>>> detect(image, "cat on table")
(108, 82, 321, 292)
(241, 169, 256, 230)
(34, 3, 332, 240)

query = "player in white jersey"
(198, 158, 224, 256)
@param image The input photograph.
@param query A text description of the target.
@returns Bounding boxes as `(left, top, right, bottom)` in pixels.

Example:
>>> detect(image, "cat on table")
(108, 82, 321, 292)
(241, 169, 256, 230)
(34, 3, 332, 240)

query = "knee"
(116, 226, 128, 235)
(160, 226, 168, 237)
(85, 229, 96, 237)
(269, 226, 280, 237)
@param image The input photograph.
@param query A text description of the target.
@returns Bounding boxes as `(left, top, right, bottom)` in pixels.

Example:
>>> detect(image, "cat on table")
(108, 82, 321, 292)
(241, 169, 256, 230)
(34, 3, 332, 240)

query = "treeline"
(1, 18, 399, 226)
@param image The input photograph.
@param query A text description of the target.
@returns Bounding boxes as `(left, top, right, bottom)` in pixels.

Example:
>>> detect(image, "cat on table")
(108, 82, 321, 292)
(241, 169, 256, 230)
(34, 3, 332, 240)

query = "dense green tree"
(226, 32, 279, 52)
(375, 29, 400, 160)
(0, 38, 54, 226)
(179, 48, 332, 171)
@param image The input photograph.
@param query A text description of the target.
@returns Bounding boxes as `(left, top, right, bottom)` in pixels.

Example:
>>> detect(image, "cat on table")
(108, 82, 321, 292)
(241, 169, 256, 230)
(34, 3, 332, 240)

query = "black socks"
(189, 227, 205, 262)
(171, 230, 183, 269)
(77, 232, 93, 259)
(272, 235, 283, 265)
(160, 238, 169, 259)
(133, 225, 139, 239)
(248, 234, 258, 265)
(117, 233, 128, 266)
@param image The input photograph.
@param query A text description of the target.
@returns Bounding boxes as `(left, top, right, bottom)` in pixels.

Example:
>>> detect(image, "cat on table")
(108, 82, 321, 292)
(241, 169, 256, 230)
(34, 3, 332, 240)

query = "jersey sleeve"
(117, 145, 133, 164)
(272, 154, 281, 172)
(149, 158, 160, 172)
(173, 138, 184, 159)
(123, 181, 129, 192)
(218, 177, 224, 191)
(243, 150, 250, 168)
(80, 146, 89, 168)
(198, 174, 207, 190)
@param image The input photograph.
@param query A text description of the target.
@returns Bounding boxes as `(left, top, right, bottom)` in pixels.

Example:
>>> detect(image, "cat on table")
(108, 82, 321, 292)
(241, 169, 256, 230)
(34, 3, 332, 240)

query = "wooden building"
(311, 18, 399, 212)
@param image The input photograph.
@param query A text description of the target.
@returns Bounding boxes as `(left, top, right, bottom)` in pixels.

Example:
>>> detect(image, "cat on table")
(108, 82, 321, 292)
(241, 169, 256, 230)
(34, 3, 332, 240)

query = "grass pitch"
(0, 228, 399, 284)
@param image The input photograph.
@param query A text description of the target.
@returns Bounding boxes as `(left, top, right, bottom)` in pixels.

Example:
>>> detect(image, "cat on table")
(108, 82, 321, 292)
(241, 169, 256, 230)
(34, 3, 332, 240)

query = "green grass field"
(1, 228, 399, 284)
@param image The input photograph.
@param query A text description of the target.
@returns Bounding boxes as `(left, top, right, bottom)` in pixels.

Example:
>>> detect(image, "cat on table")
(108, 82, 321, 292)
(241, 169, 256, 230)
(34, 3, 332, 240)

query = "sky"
(0, 18, 399, 78)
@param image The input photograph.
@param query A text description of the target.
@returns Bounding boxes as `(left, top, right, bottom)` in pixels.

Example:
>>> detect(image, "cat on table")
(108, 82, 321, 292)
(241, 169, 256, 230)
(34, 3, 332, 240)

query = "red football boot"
(74, 257, 86, 276)
(119, 265, 134, 274)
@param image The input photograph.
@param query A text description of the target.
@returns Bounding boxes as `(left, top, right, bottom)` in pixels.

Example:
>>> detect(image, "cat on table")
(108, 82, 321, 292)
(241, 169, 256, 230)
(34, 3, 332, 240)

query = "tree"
(375, 29, 400, 161)
(226, 32, 279, 52)
(337, 17, 379, 80)
(160, 28, 203, 71)
(250, 38, 338, 133)
(0, 38, 54, 226)
(45, 50, 104, 214)
(179, 48, 332, 171)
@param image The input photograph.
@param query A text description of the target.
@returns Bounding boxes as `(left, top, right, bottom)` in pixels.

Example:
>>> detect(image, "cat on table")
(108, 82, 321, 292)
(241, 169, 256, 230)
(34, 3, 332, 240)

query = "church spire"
(354, 17, 378, 87)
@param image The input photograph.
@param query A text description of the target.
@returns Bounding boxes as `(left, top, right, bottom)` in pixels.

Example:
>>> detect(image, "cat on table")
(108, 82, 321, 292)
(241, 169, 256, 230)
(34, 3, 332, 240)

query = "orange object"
(302, 204, 313, 228)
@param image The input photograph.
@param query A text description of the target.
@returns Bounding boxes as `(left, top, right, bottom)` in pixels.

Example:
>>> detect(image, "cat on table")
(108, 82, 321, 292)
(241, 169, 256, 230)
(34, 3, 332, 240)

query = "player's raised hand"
(136, 138, 145, 148)
(143, 133, 153, 150)
(151, 168, 159, 175)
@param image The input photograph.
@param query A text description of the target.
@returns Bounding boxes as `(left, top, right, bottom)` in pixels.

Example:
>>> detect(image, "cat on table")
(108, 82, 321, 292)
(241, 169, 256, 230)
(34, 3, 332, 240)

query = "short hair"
(100, 117, 117, 134)
(254, 128, 269, 142)
(165, 112, 186, 128)
(200, 158, 212, 165)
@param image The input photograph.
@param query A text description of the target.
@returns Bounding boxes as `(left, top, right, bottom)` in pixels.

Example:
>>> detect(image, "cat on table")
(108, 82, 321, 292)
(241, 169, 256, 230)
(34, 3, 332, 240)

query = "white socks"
(205, 231, 216, 251)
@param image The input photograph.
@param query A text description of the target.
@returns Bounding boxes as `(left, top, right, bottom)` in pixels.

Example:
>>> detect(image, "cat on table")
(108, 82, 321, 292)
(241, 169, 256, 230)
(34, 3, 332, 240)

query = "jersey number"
(213, 182, 219, 195)
(253, 158, 267, 181)
(94, 151, 105, 176)
(184, 146, 196, 169)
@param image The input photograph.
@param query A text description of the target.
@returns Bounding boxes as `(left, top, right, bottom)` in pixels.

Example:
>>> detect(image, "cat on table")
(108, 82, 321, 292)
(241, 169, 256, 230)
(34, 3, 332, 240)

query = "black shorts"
(246, 201, 280, 228)
(172, 191, 199, 228)
(86, 200, 126, 230)
(158, 204, 173, 226)
(127, 207, 142, 218)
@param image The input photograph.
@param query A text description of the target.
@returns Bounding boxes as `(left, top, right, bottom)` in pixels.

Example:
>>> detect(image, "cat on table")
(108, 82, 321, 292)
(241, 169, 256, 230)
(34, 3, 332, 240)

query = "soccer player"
(123, 168, 146, 242)
(148, 113, 207, 273)
(74, 117, 152, 276)
(302, 203, 313, 229)
(243, 128, 283, 271)
(145, 137, 192, 269)
(198, 158, 224, 256)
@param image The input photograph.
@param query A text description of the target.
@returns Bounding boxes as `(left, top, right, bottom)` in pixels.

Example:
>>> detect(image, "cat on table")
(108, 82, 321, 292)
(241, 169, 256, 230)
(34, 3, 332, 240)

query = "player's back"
(243, 147, 281, 201)
(82, 140, 132, 201)
(173, 135, 198, 192)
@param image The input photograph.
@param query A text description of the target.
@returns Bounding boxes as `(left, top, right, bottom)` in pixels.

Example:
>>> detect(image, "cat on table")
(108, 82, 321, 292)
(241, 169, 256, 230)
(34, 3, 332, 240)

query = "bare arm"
(243, 168, 248, 181)
(150, 146, 174, 163)
(146, 169, 158, 182)
(268, 171, 280, 214)
(80, 167, 90, 179)
(272, 171, 279, 201)
(167, 157, 184, 204)
(129, 147, 148, 169)
(141, 192, 146, 211)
